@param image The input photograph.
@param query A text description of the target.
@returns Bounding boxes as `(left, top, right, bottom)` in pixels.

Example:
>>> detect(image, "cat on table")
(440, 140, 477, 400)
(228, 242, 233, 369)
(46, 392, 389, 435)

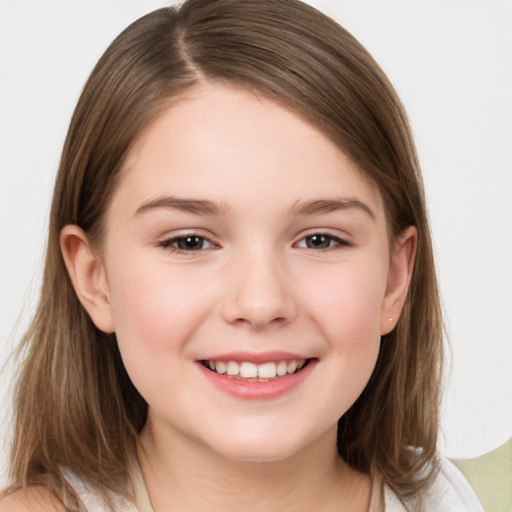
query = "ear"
(60, 225, 115, 333)
(380, 226, 417, 335)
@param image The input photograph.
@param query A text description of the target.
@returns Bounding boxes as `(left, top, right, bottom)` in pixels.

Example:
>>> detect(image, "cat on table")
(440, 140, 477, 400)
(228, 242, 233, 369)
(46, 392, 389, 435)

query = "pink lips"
(197, 351, 316, 400)
(202, 351, 308, 364)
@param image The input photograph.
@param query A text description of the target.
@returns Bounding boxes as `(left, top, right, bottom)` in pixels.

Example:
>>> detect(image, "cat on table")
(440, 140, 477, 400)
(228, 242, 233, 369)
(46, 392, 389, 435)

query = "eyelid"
(157, 230, 220, 253)
(294, 230, 352, 249)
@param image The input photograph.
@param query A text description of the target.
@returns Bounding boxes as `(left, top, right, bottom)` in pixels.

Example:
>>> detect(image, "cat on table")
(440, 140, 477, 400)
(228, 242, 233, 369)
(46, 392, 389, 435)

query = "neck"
(137, 419, 371, 512)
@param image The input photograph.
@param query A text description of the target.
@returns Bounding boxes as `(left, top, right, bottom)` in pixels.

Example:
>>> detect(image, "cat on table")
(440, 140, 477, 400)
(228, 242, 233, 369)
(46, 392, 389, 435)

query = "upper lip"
(199, 351, 312, 364)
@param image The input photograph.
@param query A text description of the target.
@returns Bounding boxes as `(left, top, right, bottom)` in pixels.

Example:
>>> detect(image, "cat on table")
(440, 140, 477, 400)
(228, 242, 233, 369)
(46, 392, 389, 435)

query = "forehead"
(114, 83, 384, 219)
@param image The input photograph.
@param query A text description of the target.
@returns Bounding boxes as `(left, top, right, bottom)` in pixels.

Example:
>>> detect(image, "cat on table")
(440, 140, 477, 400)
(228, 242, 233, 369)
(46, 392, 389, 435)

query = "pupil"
(178, 236, 203, 250)
(307, 235, 330, 249)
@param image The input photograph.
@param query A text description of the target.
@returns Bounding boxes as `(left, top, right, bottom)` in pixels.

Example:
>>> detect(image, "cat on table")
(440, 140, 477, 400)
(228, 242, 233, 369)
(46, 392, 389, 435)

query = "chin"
(203, 424, 324, 464)
(214, 442, 301, 464)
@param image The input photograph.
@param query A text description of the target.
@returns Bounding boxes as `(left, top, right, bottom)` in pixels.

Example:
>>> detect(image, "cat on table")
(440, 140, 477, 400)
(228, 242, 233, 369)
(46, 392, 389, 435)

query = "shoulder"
(60, 466, 139, 512)
(428, 454, 484, 510)
(384, 454, 484, 512)
(0, 486, 67, 512)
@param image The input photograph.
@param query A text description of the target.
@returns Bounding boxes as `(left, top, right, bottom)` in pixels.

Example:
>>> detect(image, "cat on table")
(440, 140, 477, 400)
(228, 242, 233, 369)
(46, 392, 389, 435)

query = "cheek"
(110, 259, 198, 338)
(303, 262, 387, 346)
(273, 263, 384, 432)
(305, 265, 385, 416)
(105, 256, 214, 381)
(105, 258, 217, 409)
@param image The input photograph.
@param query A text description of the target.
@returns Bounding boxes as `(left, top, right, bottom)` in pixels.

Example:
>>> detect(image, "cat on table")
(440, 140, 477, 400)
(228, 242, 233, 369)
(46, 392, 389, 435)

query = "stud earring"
(388, 318, 393, 322)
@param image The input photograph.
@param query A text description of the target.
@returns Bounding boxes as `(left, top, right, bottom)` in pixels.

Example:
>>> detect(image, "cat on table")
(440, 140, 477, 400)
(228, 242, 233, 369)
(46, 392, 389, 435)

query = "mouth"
(198, 354, 317, 399)
(200, 358, 312, 382)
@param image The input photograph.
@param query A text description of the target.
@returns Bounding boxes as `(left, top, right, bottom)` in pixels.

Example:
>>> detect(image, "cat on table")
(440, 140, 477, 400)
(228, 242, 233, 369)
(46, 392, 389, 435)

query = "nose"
(221, 251, 298, 330)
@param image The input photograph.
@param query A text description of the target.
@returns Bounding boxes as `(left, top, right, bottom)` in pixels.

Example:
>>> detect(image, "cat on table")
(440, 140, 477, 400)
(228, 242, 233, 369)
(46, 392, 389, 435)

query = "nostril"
(221, 273, 298, 328)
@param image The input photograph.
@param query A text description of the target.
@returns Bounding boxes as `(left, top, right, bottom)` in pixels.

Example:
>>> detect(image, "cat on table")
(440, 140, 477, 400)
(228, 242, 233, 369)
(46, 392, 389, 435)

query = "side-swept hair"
(7, 0, 443, 509)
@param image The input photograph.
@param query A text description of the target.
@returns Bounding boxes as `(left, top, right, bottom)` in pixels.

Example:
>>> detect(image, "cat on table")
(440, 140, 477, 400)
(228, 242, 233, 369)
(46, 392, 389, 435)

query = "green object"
(452, 438, 512, 512)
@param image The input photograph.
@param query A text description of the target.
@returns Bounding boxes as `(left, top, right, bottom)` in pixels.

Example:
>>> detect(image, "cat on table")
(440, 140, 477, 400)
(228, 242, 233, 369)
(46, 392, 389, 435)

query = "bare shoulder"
(0, 486, 67, 512)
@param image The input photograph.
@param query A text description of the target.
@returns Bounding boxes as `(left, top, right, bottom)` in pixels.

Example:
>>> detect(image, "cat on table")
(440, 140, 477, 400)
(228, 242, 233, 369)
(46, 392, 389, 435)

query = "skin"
(0, 487, 67, 512)
(58, 83, 416, 511)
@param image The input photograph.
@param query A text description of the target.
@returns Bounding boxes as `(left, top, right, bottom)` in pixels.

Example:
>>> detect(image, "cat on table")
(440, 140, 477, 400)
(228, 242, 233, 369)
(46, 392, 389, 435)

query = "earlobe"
(60, 225, 115, 333)
(380, 226, 417, 335)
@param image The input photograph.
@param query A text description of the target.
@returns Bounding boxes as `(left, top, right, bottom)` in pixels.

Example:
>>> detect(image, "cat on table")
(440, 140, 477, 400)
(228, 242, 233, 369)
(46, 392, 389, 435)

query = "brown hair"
(7, 0, 443, 509)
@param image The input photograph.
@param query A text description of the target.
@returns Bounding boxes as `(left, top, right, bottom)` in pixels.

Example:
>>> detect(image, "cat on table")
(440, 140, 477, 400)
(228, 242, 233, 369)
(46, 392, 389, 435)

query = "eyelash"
(158, 232, 350, 253)
(295, 233, 351, 250)
(158, 234, 217, 253)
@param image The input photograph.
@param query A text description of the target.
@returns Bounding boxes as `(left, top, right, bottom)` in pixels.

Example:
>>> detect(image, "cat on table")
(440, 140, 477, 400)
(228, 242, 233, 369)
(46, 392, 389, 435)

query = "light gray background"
(1, 0, 511, 485)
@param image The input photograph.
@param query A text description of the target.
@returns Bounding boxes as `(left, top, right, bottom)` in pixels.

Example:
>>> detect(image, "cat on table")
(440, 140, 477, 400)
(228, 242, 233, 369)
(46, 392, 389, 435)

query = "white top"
(382, 456, 484, 512)
(61, 455, 483, 512)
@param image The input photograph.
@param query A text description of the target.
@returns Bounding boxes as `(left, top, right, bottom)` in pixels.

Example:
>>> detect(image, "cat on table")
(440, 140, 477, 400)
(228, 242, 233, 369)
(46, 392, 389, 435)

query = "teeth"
(215, 361, 227, 374)
(276, 360, 288, 376)
(226, 361, 240, 376)
(258, 362, 277, 379)
(287, 360, 298, 373)
(206, 359, 307, 380)
(240, 362, 258, 378)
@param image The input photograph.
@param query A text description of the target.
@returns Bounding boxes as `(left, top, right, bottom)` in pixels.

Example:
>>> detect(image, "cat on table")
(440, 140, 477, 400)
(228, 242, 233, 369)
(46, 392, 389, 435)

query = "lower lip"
(197, 360, 316, 400)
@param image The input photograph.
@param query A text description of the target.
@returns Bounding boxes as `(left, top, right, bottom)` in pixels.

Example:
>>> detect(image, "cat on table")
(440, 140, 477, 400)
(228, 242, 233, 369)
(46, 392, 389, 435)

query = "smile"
(202, 359, 308, 381)
(198, 352, 316, 399)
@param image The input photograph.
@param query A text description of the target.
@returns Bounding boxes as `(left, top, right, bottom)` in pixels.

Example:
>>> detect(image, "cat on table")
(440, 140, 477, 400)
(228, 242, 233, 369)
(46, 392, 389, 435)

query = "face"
(83, 84, 408, 462)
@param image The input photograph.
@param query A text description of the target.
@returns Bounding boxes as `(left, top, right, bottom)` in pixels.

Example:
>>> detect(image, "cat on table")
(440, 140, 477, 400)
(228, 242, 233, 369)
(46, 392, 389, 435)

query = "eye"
(296, 234, 349, 250)
(159, 235, 215, 252)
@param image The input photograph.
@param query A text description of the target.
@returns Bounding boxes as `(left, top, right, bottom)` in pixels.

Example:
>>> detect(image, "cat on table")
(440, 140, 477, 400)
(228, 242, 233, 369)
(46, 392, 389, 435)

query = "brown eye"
(296, 234, 350, 250)
(159, 235, 215, 252)
(176, 236, 206, 251)
(304, 235, 333, 249)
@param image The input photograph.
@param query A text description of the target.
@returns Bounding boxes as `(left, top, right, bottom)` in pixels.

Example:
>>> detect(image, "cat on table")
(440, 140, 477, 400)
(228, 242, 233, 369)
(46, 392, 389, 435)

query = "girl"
(1, 0, 483, 510)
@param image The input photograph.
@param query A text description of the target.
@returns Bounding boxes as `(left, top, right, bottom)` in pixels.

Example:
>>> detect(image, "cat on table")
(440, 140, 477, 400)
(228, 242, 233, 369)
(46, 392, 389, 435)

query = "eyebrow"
(290, 198, 376, 220)
(134, 195, 375, 220)
(135, 196, 228, 216)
